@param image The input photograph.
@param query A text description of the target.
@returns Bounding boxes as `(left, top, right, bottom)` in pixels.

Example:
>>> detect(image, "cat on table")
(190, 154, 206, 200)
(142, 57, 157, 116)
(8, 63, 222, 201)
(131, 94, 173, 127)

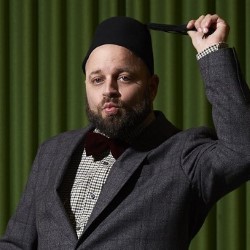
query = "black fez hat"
(82, 16, 154, 75)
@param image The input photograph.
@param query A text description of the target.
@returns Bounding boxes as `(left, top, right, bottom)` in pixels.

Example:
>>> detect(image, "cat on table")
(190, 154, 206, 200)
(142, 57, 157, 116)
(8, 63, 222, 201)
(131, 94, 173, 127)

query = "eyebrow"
(89, 70, 102, 77)
(89, 67, 135, 77)
(116, 67, 133, 73)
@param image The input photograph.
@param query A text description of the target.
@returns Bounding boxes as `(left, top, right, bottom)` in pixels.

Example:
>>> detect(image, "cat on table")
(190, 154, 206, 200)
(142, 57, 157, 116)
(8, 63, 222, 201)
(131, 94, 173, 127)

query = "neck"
(141, 111, 156, 128)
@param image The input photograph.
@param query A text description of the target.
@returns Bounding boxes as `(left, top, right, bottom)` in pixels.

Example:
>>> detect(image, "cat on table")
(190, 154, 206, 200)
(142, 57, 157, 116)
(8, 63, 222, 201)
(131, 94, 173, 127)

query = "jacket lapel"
(45, 128, 91, 243)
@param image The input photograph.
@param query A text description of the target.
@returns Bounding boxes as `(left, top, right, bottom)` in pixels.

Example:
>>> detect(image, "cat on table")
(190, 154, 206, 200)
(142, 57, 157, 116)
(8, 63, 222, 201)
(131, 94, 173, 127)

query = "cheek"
(120, 86, 145, 105)
(86, 88, 101, 110)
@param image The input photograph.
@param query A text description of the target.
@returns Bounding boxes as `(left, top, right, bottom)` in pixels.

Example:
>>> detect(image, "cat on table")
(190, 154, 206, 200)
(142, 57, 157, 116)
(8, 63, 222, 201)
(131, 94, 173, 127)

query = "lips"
(102, 102, 120, 115)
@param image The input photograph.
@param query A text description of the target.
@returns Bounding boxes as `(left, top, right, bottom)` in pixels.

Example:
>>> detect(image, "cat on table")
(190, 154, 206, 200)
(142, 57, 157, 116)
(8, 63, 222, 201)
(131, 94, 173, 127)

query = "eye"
(91, 76, 104, 85)
(118, 75, 132, 83)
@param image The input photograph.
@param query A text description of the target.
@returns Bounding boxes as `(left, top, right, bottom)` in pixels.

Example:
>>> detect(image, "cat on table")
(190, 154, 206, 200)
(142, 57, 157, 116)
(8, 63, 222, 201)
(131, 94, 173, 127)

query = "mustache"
(100, 97, 123, 108)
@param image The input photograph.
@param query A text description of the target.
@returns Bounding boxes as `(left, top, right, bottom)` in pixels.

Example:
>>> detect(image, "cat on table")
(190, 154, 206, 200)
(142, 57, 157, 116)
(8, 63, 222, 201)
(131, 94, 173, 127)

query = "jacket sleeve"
(0, 149, 39, 249)
(181, 48, 250, 205)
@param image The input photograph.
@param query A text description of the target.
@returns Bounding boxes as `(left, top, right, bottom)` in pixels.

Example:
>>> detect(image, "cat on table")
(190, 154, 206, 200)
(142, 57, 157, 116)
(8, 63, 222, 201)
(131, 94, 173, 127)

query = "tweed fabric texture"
(0, 48, 250, 249)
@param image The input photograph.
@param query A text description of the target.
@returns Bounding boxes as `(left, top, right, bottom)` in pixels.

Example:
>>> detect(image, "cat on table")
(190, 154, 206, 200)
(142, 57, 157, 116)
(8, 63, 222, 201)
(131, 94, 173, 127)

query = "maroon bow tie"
(84, 130, 128, 159)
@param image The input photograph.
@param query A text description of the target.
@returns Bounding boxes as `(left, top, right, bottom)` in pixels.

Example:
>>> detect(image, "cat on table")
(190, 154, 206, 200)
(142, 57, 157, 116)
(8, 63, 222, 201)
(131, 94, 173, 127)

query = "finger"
(203, 15, 229, 40)
(201, 14, 224, 34)
(200, 14, 214, 33)
(194, 15, 206, 33)
(186, 19, 195, 29)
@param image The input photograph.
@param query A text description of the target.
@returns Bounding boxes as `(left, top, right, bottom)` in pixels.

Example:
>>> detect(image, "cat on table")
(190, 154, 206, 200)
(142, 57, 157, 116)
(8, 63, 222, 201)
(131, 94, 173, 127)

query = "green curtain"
(0, 0, 249, 249)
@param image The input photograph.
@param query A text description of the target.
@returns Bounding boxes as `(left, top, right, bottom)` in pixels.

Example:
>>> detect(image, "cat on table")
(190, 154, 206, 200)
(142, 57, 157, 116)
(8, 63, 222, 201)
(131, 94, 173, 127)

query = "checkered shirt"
(71, 150, 115, 238)
(60, 144, 116, 238)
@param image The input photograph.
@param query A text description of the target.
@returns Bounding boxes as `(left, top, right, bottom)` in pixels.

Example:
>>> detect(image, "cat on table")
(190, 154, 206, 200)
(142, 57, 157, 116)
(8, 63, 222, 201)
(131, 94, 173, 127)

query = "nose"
(103, 77, 121, 98)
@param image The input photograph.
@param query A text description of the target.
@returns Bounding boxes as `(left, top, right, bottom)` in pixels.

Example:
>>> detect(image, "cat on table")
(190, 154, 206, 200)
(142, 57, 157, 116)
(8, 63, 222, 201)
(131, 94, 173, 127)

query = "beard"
(86, 89, 152, 139)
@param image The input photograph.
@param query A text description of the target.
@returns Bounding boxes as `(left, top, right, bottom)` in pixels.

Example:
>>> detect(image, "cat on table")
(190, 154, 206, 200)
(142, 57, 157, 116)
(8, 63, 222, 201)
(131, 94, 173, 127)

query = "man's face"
(85, 44, 158, 138)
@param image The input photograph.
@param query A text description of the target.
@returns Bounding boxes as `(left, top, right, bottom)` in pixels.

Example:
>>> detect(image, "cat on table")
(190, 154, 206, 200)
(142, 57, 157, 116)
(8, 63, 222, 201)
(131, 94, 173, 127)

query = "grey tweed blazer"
(1, 48, 250, 249)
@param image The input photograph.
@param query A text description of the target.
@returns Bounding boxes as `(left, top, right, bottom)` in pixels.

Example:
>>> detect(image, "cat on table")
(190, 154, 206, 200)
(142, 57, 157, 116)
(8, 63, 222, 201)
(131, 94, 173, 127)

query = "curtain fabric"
(0, 0, 249, 249)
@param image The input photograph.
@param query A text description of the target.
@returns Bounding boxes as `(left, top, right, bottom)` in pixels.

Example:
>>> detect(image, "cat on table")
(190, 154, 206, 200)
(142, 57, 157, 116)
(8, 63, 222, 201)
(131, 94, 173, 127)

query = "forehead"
(85, 44, 147, 74)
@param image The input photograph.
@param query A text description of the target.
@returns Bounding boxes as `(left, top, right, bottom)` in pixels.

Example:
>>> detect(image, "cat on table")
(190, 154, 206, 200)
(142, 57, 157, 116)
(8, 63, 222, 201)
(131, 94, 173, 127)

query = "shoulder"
(177, 126, 217, 156)
(158, 126, 217, 162)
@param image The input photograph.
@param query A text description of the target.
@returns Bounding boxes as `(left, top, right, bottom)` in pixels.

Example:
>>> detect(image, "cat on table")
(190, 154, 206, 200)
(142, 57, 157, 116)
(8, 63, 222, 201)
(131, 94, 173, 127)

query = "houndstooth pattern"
(69, 150, 115, 238)
(196, 43, 228, 60)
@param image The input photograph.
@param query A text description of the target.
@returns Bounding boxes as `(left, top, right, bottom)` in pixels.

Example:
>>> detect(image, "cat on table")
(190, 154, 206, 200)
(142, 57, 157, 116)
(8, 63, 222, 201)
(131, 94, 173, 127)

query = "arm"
(187, 14, 250, 150)
(182, 14, 250, 204)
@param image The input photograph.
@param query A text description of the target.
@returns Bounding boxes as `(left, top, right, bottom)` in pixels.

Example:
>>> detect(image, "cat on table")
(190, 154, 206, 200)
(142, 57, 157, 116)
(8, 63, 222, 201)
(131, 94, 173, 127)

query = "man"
(0, 14, 249, 249)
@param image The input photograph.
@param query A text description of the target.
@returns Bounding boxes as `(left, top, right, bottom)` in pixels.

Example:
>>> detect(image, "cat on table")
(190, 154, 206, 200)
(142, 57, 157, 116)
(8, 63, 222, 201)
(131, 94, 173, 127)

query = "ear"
(149, 74, 159, 101)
